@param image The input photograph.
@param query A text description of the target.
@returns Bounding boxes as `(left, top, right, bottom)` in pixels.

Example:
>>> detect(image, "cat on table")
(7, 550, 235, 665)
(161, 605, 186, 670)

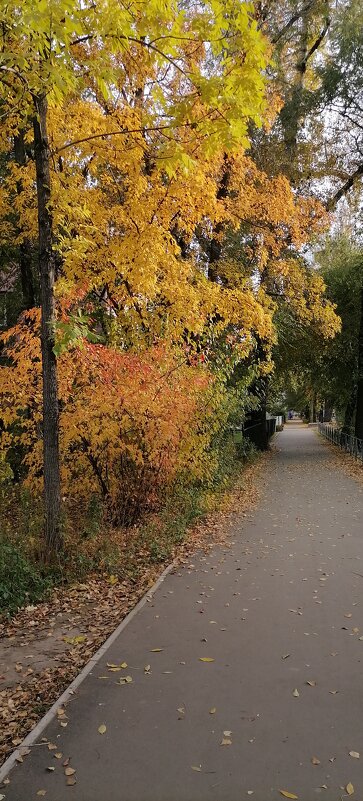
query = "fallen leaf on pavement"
(292, 689, 300, 697)
(98, 724, 106, 735)
(346, 782, 354, 795)
(279, 791, 298, 799)
(349, 751, 360, 759)
(64, 767, 76, 776)
(220, 738, 232, 746)
(150, 649, 163, 653)
(36, 792, 46, 797)
(199, 657, 214, 662)
(306, 681, 316, 687)
(209, 707, 216, 714)
(311, 756, 320, 765)
(66, 777, 77, 786)
(191, 766, 202, 772)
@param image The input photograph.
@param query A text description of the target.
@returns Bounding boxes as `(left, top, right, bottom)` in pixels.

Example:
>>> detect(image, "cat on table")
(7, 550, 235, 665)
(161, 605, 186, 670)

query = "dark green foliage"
(0, 539, 50, 613)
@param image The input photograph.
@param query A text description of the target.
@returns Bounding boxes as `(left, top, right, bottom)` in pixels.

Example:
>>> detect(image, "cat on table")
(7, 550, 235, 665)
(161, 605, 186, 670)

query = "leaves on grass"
(63, 635, 86, 645)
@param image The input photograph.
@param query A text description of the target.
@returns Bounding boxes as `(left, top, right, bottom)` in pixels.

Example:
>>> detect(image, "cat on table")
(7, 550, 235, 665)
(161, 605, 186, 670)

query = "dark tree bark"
(208, 155, 230, 282)
(33, 93, 62, 557)
(355, 286, 363, 441)
(343, 384, 357, 434)
(14, 132, 35, 310)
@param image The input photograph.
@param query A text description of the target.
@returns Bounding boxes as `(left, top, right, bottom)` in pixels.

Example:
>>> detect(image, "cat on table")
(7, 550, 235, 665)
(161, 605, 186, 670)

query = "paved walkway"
(3, 424, 363, 800)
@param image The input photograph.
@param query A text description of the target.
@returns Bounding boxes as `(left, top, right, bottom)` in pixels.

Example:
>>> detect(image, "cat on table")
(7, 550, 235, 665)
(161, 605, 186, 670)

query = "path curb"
(0, 560, 176, 785)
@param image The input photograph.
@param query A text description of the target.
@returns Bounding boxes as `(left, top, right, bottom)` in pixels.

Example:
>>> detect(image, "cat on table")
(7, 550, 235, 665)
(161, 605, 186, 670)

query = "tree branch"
(326, 163, 363, 211)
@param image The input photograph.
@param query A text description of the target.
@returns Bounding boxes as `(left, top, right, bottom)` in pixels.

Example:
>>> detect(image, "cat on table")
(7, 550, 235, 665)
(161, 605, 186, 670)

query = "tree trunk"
(343, 384, 357, 434)
(309, 392, 316, 423)
(33, 94, 62, 557)
(355, 285, 363, 441)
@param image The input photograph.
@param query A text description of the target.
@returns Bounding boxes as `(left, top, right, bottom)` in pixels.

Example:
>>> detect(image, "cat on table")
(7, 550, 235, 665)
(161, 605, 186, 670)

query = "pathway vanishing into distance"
(3, 424, 363, 801)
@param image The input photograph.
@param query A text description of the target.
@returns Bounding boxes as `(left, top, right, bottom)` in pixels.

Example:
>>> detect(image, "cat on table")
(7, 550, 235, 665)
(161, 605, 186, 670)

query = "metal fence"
(318, 423, 363, 462)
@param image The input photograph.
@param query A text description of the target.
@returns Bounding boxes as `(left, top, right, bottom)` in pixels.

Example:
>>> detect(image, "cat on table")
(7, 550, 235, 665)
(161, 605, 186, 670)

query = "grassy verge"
(0, 435, 258, 617)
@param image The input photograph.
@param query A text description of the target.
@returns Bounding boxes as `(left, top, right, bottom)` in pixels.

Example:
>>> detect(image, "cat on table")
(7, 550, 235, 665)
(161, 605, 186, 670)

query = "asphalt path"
(3, 423, 363, 801)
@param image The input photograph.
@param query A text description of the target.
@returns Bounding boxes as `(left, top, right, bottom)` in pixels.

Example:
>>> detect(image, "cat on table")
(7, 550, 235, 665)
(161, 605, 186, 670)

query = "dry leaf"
(150, 648, 163, 653)
(36, 792, 46, 797)
(220, 737, 232, 746)
(281, 654, 290, 660)
(349, 751, 360, 759)
(48, 743, 57, 751)
(311, 756, 320, 765)
(306, 681, 316, 687)
(279, 791, 298, 799)
(98, 724, 106, 735)
(119, 675, 133, 684)
(64, 767, 76, 776)
(199, 657, 215, 662)
(209, 707, 216, 714)
(191, 766, 202, 772)
(66, 777, 77, 787)
(54, 753, 62, 759)
(46, 766, 55, 772)
(292, 689, 300, 697)
(346, 782, 354, 795)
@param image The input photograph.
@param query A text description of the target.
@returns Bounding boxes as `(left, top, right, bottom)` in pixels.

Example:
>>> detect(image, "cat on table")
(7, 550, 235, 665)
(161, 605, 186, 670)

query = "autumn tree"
(0, 0, 271, 557)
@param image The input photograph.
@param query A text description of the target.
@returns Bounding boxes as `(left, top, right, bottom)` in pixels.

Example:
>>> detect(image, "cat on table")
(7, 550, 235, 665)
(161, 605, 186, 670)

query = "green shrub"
(0, 539, 49, 613)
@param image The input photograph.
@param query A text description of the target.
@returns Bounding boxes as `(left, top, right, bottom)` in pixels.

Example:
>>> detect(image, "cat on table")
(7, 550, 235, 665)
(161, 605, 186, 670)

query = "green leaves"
(53, 312, 103, 357)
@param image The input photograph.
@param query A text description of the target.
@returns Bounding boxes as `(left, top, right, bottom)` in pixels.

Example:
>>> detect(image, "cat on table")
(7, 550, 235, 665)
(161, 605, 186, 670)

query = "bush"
(0, 539, 49, 614)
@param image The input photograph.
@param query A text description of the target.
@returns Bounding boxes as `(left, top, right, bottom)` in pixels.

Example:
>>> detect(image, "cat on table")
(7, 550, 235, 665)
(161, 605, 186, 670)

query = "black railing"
(318, 423, 363, 462)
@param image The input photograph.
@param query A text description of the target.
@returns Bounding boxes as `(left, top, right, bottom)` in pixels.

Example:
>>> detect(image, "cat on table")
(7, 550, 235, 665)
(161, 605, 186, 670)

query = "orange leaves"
(0, 317, 216, 520)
